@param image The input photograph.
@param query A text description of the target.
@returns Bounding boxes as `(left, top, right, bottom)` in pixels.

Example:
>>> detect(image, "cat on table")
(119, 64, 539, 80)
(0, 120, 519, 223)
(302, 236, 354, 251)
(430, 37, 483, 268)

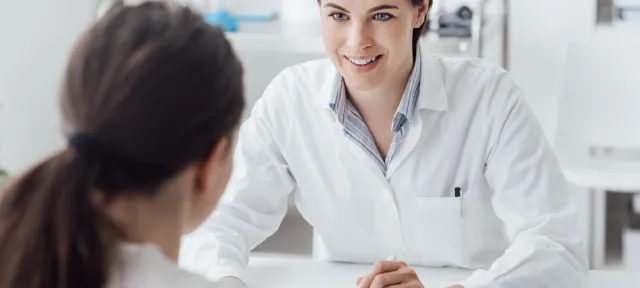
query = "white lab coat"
(180, 52, 589, 287)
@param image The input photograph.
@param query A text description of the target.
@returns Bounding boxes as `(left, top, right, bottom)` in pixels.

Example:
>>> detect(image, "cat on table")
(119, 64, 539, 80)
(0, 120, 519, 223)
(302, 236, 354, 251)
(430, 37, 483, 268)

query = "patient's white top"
(107, 243, 232, 288)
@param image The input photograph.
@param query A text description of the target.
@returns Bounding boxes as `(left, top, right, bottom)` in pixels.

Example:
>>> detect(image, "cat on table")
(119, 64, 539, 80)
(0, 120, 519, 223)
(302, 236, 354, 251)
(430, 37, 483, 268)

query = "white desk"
(248, 256, 640, 288)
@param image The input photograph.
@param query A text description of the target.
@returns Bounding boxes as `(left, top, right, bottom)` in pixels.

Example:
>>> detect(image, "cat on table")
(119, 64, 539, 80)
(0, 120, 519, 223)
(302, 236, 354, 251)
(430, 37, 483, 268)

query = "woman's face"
(319, 0, 428, 91)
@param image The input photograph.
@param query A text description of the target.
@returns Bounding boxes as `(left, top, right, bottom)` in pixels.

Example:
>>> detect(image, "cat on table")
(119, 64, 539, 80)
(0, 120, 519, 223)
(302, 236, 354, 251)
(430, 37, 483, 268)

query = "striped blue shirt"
(329, 50, 422, 172)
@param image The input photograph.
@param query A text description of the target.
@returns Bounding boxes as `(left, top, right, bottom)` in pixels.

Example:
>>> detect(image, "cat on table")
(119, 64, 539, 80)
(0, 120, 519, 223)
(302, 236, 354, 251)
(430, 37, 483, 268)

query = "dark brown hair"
(0, 2, 244, 288)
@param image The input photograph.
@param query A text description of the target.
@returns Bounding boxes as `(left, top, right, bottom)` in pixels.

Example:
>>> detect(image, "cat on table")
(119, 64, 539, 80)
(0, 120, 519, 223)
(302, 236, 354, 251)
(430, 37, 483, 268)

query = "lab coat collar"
(417, 51, 449, 111)
(317, 68, 343, 110)
(316, 44, 449, 112)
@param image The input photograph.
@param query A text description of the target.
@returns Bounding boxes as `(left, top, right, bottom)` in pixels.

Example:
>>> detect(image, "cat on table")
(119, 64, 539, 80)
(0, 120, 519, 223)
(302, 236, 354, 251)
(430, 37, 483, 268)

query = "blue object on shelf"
(204, 10, 239, 32)
(235, 13, 277, 22)
(204, 10, 277, 32)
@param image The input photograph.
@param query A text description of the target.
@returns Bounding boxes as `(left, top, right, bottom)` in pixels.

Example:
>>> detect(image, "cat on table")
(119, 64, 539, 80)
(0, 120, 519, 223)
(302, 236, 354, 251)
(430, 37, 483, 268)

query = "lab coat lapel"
(314, 67, 342, 109)
(386, 53, 449, 179)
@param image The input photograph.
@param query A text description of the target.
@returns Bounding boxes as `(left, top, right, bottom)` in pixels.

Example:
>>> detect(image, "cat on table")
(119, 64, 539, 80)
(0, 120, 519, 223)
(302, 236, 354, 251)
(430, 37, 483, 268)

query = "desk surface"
(248, 256, 640, 288)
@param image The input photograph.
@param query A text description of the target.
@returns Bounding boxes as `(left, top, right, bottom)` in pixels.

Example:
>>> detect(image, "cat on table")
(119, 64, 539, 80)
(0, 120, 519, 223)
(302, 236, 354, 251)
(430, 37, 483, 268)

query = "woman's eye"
(330, 13, 348, 21)
(374, 13, 393, 21)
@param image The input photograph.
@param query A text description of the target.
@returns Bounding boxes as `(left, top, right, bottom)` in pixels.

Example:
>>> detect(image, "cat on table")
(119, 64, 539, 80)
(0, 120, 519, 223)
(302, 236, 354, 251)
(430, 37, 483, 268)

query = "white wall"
(508, 0, 595, 142)
(0, 0, 97, 173)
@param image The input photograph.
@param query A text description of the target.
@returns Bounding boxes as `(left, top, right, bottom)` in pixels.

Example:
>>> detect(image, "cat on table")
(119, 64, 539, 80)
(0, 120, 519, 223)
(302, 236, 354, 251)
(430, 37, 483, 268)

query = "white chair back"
(555, 28, 640, 174)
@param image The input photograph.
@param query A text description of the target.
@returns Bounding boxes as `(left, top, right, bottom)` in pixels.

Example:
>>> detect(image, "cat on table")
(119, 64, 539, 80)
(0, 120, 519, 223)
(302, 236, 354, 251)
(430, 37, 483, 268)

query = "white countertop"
(248, 255, 640, 288)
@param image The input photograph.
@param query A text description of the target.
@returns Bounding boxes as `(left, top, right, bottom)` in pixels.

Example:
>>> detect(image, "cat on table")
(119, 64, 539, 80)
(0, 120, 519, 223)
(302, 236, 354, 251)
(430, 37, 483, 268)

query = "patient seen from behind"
(0, 1, 245, 287)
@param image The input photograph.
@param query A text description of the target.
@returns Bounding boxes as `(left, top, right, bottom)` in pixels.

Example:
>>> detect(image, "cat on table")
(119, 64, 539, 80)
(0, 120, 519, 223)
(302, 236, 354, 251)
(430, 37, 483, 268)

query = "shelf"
(615, 0, 640, 6)
(564, 169, 640, 193)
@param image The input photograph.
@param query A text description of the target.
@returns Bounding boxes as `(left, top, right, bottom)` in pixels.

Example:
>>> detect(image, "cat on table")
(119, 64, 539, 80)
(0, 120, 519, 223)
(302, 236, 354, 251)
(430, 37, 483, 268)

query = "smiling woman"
(317, 0, 430, 102)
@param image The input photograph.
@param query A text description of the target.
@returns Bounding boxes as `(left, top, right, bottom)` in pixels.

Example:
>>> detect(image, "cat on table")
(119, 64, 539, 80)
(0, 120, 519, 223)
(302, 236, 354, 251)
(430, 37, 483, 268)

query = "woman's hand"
(355, 260, 424, 288)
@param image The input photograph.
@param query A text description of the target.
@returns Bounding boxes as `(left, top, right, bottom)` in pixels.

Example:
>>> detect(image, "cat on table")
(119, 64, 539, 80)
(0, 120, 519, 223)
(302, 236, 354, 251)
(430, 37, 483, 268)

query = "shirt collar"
(393, 48, 422, 129)
(329, 80, 348, 123)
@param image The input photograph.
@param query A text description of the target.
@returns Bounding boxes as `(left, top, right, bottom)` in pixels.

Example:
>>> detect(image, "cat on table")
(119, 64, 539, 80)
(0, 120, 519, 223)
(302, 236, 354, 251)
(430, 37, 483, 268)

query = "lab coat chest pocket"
(410, 196, 464, 267)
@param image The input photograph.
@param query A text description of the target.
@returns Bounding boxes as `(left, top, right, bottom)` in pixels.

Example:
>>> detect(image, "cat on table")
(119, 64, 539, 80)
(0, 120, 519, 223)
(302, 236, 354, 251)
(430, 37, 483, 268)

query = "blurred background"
(1, 0, 639, 273)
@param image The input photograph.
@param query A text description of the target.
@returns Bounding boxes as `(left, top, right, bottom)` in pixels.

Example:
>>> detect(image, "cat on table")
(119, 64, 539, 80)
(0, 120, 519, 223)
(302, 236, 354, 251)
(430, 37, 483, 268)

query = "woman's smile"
(343, 54, 384, 73)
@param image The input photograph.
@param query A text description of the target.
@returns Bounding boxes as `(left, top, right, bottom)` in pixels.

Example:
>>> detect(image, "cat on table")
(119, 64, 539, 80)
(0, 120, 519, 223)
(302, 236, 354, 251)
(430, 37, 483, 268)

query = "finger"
(356, 276, 363, 285)
(359, 261, 404, 287)
(369, 270, 405, 288)
(374, 267, 422, 288)
(384, 279, 423, 288)
(358, 261, 407, 288)
(386, 283, 422, 288)
(371, 261, 406, 274)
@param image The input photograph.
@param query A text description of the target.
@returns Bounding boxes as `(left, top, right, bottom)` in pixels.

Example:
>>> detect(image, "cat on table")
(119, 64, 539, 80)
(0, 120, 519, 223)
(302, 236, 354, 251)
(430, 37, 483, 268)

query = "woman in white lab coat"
(181, 0, 589, 287)
(0, 2, 245, 288)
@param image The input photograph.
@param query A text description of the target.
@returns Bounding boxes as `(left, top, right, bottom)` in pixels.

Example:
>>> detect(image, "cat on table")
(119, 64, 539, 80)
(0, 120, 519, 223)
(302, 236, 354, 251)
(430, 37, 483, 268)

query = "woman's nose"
(346, 22, 373, 51)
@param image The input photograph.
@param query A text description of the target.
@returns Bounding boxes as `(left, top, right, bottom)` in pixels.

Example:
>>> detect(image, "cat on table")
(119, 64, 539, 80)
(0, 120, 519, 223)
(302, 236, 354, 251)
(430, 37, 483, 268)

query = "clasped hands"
(355, 259, 463, 288)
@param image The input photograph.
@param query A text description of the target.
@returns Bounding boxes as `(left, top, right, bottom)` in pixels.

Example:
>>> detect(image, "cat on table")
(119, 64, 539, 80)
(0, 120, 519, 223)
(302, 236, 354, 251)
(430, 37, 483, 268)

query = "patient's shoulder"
(107, 243, 219, 288)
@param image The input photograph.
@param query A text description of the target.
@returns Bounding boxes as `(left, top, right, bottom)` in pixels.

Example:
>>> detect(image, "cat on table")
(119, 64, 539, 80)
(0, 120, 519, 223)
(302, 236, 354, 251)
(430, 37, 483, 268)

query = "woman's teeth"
(348, 56, 378, 66)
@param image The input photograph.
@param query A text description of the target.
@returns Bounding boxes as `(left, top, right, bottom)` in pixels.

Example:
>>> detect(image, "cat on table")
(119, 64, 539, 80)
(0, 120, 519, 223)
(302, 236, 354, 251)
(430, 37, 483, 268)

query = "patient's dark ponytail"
(0, 1, 244, 288)
(0, 149, 111, 288)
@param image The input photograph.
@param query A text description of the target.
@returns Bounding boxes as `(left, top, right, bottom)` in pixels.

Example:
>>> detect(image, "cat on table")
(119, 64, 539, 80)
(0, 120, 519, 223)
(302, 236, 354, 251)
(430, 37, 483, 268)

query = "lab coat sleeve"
(459, 71, 589, 288)
(179, 74, 296, 286)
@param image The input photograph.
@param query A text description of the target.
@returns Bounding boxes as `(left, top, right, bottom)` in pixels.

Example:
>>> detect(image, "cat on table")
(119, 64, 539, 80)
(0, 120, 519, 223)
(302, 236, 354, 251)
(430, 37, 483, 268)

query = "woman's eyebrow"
(323, 3, 349, 13)
(368, 4, 400, 13)
(322, 3, 400, 13)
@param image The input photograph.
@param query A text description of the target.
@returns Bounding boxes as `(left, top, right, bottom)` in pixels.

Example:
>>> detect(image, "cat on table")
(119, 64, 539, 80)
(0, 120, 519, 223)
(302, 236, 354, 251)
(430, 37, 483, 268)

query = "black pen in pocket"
(455, 187, 462, 217)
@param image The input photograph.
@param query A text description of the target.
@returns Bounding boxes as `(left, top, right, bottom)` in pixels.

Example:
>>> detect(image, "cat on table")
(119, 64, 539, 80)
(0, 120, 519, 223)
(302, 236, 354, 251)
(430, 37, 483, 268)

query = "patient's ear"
(194, 137, 231, 195)
(185, 136, 234, 232)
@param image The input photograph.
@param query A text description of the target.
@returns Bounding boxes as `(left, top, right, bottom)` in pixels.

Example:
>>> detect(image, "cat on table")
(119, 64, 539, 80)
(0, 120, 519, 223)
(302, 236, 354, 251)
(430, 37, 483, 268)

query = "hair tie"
(69, 133, 104, 160)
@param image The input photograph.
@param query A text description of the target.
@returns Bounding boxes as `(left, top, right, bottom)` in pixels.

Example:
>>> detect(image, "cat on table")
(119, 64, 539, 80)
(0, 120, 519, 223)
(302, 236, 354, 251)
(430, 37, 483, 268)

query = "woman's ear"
(194, 137, 231, 195)
(414, 1, 430, 28)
